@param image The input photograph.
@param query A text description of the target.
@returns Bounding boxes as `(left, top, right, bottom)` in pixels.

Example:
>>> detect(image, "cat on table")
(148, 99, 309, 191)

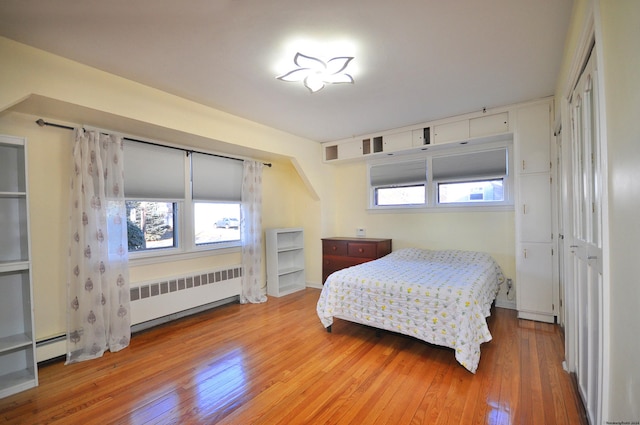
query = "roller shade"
(192, 153, 243, 201)
(432, 148, 507, 180)
(370, 160, 427, 187)
(124, 140, 186, 199)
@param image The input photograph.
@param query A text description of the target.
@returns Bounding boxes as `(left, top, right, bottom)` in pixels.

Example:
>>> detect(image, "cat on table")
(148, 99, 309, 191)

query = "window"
(369, 144, 512, 210)
(432, 148, 508, 206)
(438, 179, 504, 203)
(370, 159, 427, 207)
(191, 153, 243, 247)
(124, 140, 243, 257)
(127, 201, 176, 251)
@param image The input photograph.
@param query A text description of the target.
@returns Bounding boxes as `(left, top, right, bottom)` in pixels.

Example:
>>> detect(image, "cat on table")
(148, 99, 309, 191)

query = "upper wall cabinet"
(429, 112, 510, 144)
(515, 104, 551, 173)
(323, 107, 512, 163)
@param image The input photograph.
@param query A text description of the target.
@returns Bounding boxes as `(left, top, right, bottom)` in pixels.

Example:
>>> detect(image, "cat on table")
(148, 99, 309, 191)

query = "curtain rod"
(35, 118, 272, 167)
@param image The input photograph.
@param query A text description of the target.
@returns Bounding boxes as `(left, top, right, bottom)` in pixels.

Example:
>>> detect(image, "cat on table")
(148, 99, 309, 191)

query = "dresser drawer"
(323, 256, 365, 274)
(323, 240, 348, 256)
(347, 242, 377, 258)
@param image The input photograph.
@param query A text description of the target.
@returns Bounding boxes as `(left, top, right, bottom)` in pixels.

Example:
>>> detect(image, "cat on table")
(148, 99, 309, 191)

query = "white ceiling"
(0, 0, 573, 143)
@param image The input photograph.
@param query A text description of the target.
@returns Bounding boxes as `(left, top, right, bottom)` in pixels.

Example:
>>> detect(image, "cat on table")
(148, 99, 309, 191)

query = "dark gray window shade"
(370, 160, 427, 186)
(432, 148, 507, 181)
(124, 140, 186, 199)
(192, 153, 243, 201)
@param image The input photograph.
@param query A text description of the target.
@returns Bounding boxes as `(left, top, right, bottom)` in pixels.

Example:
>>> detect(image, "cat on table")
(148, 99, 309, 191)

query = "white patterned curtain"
(66, 129, 131, 364)
(240, 161, 267, 304)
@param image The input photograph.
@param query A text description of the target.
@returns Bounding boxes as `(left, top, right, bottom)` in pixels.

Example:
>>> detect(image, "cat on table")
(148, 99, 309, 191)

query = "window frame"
(368, 141, 514, 212)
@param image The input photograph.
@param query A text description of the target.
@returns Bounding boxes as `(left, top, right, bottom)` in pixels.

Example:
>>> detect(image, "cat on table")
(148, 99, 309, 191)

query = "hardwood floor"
(0, 288, 586, 424)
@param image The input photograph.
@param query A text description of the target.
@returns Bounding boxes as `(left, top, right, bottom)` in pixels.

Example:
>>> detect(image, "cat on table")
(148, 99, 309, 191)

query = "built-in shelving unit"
(266, 228, 306, 297)
(0, 134, 38, 398)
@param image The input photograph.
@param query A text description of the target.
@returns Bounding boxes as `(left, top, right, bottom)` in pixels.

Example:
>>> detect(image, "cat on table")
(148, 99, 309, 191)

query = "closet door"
(567, 51, 603, 425)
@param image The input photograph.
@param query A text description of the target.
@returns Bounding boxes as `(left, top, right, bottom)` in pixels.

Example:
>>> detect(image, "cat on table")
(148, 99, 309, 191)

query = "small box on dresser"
(322, 237, 392, 283)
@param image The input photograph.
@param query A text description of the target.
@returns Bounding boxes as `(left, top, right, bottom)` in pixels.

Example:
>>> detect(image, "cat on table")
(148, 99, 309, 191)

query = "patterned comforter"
(316, 248, 504, 373)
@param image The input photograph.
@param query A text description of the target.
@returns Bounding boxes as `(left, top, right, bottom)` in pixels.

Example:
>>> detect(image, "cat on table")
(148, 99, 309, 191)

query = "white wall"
(598, 0, 640, 420)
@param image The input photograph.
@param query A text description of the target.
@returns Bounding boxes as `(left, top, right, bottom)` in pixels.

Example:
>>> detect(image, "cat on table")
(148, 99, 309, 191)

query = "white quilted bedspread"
(316, 248, 504, 373)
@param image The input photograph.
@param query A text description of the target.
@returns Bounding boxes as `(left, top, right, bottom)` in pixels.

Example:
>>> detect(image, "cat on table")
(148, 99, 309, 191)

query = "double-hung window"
(124, 140, 243, 257)
(369, 143, 512, 210)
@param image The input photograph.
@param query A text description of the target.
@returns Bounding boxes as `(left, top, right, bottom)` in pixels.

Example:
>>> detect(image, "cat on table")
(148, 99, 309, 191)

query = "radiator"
(130, 265, 242, 326)
(36, 265, 242, 362)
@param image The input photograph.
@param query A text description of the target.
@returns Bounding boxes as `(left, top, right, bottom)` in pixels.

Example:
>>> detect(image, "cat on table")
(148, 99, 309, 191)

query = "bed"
(316, 248, 504, 373)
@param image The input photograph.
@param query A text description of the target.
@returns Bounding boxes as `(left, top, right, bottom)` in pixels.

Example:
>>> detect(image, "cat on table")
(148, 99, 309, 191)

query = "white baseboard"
(306, 281, 323, 289)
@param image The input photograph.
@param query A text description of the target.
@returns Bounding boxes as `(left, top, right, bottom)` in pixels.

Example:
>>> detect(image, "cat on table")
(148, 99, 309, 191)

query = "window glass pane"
(438, 179, 504, 204)
(194, 202, 241, 245)
(126, 201, 176, 251)
(375, 185, 425, 206)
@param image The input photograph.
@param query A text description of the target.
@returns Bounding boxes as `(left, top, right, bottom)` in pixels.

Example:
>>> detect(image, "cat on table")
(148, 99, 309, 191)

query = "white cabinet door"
(337, 140, 362, 159)
(519, 173, 552, 243)
(469, 112, 509, 138)
(383, 131, 412, 152)
(433, 120, 469, 144)
(516, 243, 554, 320)
(516, 103, 551, 173)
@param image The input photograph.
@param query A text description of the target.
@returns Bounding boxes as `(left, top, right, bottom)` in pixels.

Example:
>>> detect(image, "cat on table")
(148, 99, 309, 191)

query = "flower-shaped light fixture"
(276, 52, 354, 93)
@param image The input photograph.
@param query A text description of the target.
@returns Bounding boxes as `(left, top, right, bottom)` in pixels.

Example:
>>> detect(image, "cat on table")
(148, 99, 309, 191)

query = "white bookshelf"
(266, 228, 306, 297)
(0, 135, 38, 398)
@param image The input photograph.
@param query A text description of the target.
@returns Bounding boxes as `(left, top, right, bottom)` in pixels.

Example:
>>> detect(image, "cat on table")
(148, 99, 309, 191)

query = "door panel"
(568, 51, 603, 425)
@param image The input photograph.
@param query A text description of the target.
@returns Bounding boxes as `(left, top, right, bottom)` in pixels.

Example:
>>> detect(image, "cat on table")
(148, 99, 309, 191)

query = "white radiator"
(130, 266, 242, 326)
(36, 265, 242, 362)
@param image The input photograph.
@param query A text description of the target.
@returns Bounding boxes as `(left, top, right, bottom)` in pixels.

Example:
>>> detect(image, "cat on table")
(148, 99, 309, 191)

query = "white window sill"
(367, 203, 514, 214)
(129, 244, 241, 267)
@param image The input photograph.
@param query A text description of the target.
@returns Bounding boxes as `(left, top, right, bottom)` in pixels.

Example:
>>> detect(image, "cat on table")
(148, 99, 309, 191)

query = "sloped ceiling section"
(0, 0, 573, 142)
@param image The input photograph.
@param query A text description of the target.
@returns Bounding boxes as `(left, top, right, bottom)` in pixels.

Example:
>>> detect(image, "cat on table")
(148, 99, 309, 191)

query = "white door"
(568, 51, 603, 425)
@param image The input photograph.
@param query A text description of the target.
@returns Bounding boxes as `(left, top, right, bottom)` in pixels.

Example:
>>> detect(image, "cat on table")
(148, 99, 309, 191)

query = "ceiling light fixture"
(276, 52, 354, 93)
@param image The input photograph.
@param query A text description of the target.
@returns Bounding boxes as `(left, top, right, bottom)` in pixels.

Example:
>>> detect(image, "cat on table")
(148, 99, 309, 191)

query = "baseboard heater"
(36, 265, 242, 363)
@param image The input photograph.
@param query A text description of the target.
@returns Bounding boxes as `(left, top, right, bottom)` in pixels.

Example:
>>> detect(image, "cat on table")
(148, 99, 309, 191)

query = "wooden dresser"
(321, 237, 392, 283)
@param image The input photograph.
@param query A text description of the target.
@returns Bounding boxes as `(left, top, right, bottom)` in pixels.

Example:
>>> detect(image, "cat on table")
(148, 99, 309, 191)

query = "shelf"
(277, 245, 303, 253)
(0, 192, 27, 198)
(0, 261, 30, 273)
(0, 134, 37, 399)
(266, 228, 306, 297)
(0, 369, 37, 399)
(277, 266, 305, 276)
(0, 334, 32, 353)
(276, 282, 306, 297)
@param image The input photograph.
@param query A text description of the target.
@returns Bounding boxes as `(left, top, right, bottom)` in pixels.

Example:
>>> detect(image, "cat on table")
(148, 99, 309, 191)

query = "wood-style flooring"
(0, 288, 586, 424)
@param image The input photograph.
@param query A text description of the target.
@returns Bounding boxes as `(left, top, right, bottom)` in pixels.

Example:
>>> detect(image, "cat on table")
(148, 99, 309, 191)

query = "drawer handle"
(332, 246, 337, 251)
(358, 248, 364, 253)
